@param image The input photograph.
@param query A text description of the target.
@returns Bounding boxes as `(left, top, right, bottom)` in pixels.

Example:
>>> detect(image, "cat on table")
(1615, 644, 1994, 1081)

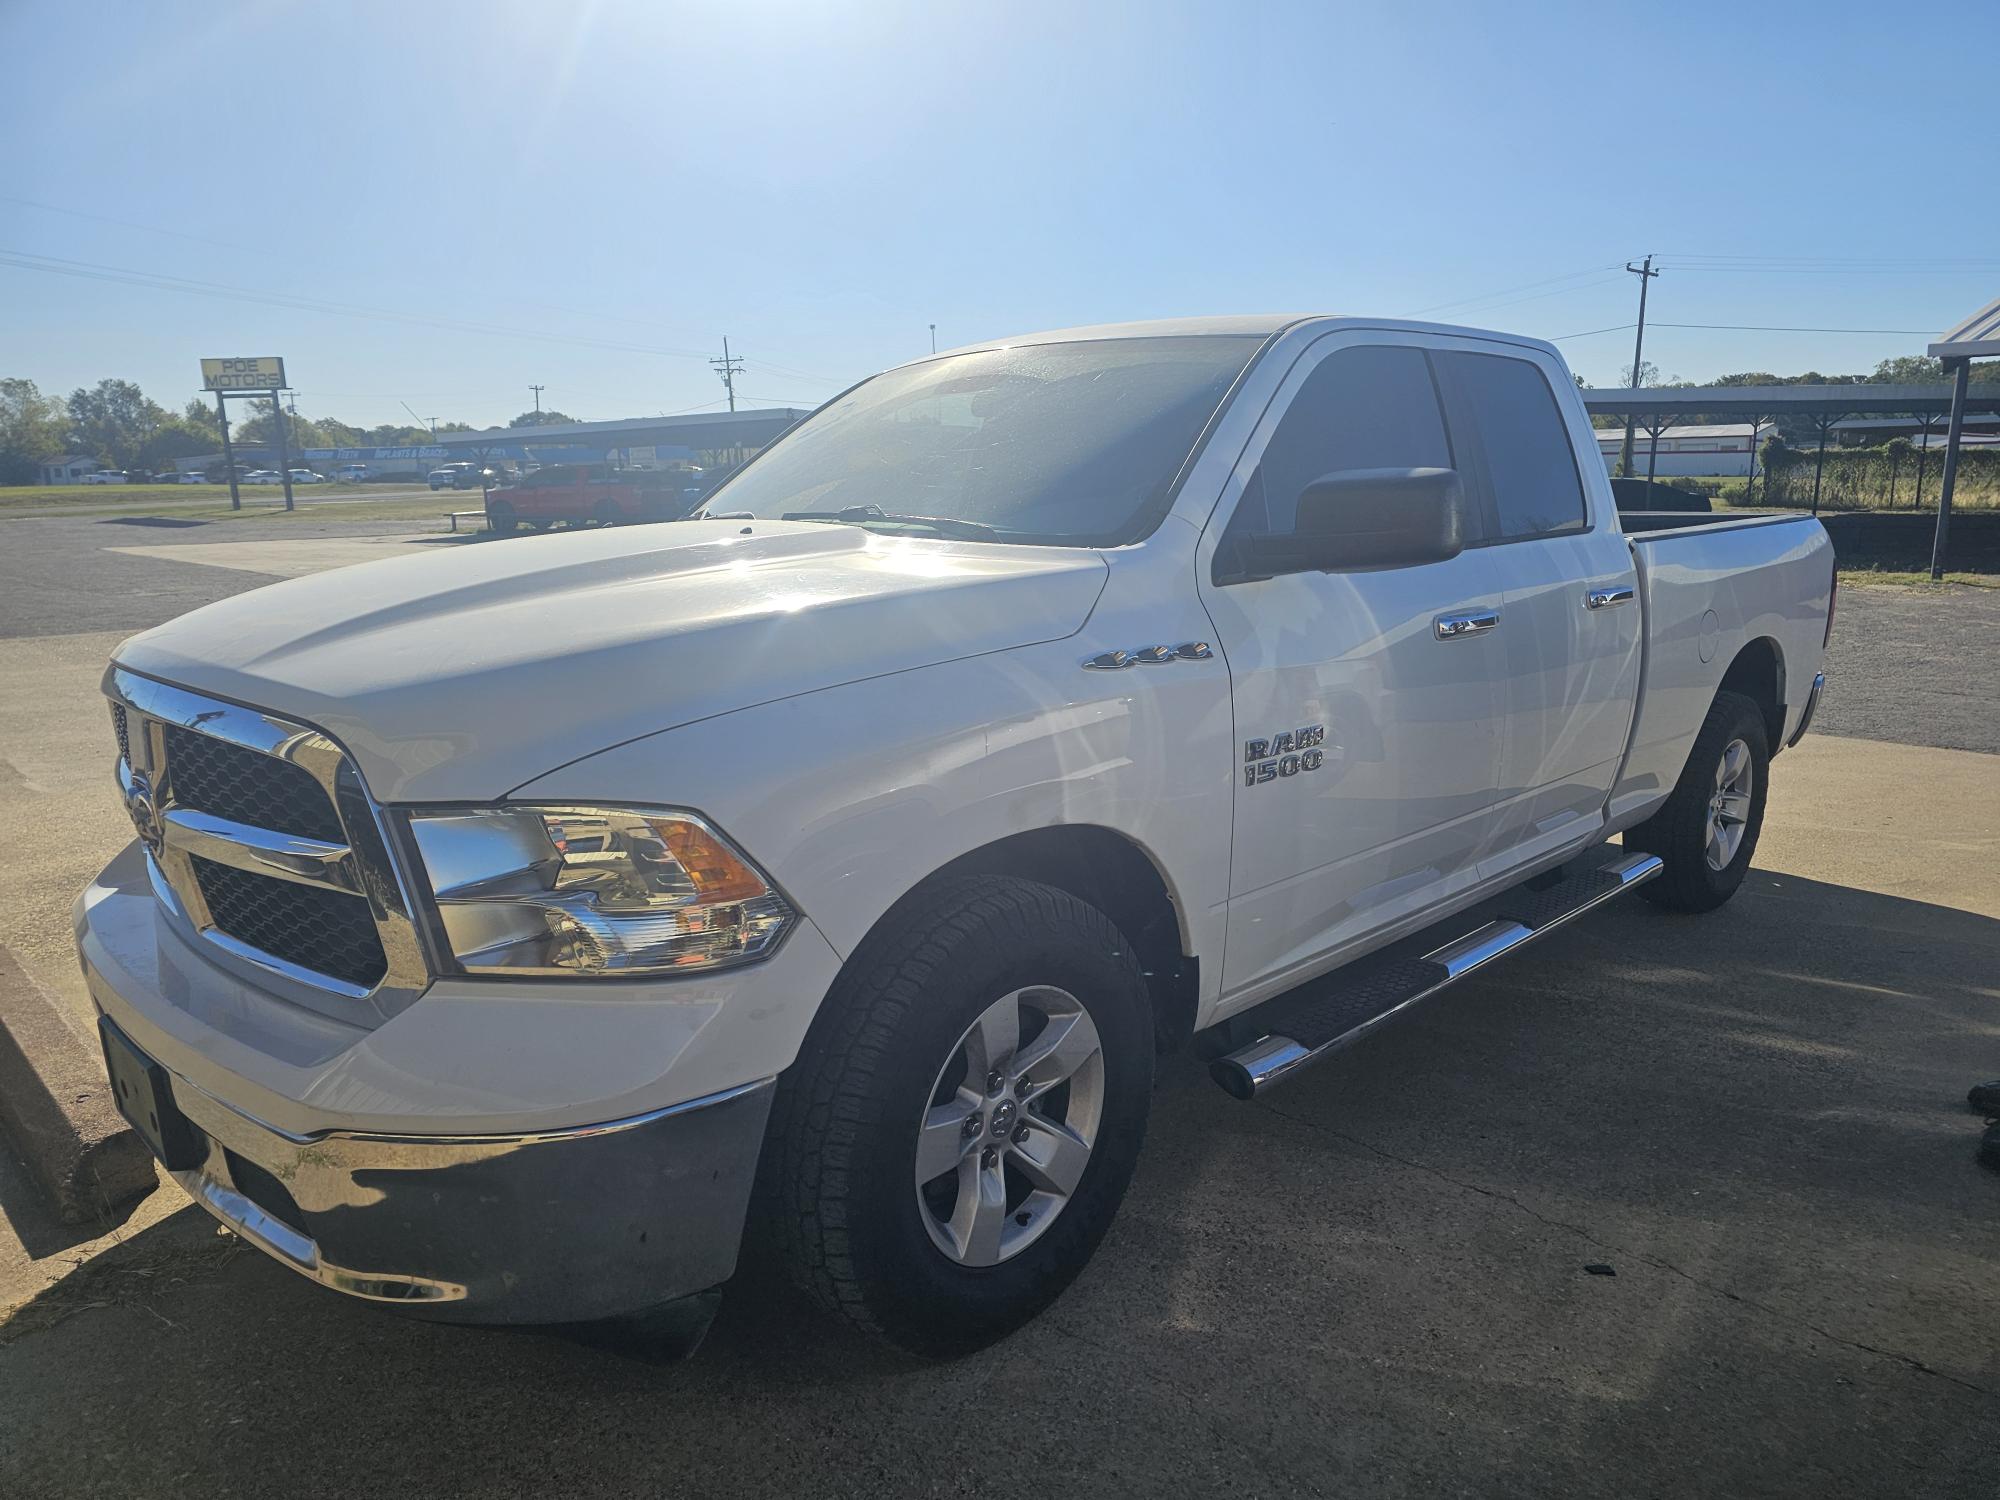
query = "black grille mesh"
(163, 725, 344, 842)
(191, 855, 387, 988)
(111, 703, 130, 764)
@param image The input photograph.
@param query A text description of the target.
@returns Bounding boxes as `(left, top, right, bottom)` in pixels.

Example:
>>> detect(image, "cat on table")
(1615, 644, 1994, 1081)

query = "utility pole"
(710, 337, 744, 412)
(1619, 255, 1660, 477)
(930, 323, 937, 354)
(529, 384, 544, 418)
(426, 416, 439, 438)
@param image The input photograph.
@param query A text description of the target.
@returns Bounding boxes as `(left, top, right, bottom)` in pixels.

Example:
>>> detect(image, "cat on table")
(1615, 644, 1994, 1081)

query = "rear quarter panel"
(1610, 515, 1834, 828)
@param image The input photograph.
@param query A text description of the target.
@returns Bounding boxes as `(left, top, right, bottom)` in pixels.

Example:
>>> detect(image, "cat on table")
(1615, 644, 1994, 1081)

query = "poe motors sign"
(201, 356, 287, 393)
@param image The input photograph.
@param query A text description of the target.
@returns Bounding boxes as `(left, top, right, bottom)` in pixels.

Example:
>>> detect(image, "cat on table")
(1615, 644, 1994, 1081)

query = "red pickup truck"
(483, 464, 702, 532)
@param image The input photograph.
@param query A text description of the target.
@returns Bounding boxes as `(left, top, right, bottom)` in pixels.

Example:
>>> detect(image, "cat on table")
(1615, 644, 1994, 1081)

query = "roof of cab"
(934, 313, 1560, 363)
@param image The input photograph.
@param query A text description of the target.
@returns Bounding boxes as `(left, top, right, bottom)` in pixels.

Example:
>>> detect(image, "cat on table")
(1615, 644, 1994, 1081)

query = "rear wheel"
(1626, 689, 1769, 912)
(485, 499, 517, 534)
(594, 497, 623, 527)
(761, 875, 1153, 1357)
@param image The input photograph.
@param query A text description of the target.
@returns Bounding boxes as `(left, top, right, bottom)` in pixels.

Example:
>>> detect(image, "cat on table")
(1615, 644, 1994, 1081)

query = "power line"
(1655, 321, 1939, 335)
(1409, 264, 1622, 317)
(1549, 323, 1638, 341)
(1551, 320, 1938, 340)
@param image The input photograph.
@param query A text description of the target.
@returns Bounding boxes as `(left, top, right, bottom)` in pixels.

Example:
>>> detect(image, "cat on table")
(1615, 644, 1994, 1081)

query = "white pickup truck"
(79, 315, 1835, 1357)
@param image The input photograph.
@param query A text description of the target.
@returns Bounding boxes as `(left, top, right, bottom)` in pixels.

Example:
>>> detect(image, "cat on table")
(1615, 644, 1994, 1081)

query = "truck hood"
(115, 520, 1108, 802)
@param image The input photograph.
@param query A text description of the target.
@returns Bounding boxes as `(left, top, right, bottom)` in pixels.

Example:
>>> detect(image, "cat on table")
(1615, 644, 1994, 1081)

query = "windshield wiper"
(781, 504, 1001, 540)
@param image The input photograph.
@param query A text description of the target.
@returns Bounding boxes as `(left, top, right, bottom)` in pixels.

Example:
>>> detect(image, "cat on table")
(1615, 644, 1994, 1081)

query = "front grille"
(111, 703, 130, 763)
(190, 854, 388, 989)
(162, 723, 344, 842)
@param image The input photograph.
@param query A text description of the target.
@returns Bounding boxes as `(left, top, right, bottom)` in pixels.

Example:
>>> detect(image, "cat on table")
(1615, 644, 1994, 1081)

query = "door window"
(1234, 344, 1459, 536)
(1431, 351, 1587, 541)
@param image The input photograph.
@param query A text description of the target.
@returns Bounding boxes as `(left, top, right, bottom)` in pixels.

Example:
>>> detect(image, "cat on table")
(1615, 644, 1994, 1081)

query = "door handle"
(1585, 586, 1636, 611)
(1434, 608, 1501, 640)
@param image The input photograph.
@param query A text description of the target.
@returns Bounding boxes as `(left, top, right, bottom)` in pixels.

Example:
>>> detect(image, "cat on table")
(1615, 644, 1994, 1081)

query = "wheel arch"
(1717, 635, 1786, 753)
(853, 825, 1200, 1055)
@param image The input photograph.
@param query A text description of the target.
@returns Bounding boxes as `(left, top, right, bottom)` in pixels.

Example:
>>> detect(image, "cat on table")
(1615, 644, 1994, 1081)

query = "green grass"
(0, 481, 402, 509)
(1839, 566, 1999, 589)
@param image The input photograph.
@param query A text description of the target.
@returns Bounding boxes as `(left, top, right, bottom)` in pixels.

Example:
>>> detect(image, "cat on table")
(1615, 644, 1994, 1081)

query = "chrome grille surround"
(104, 665, 431, 1017)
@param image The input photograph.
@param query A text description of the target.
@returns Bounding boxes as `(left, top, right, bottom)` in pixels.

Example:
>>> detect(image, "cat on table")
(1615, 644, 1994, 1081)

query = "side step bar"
(1210, 851, 1663, 1100)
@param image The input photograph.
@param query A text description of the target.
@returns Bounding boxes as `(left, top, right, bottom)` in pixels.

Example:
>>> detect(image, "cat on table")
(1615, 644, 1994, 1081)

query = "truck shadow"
(3, 869, 1997, 1495)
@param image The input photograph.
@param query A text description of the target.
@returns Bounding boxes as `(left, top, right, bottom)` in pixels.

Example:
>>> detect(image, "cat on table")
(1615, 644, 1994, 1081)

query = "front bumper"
(148, 1043, 773, 1324)
(74, 838, 840, 1325)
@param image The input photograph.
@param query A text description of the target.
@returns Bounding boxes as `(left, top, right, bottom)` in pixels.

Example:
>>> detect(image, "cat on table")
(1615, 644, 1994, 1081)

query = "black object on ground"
(1968, 1079, 2000, 1116)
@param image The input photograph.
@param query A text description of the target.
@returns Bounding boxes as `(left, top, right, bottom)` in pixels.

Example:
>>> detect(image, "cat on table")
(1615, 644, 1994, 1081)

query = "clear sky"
(3, 0, 1995, 431)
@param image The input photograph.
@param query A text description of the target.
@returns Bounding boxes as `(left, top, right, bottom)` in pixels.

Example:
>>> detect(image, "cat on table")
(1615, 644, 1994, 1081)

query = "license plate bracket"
(99, 1018, 204, 1171)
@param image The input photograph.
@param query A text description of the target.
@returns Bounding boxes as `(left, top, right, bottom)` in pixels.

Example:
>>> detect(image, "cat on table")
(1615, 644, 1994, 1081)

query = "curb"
(0, 948, 158, 1223)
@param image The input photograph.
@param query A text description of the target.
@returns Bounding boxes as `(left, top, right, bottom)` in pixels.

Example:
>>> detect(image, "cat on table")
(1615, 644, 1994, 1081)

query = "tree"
(509, 409, 577, 427)
(0, 377, 69, 484)
(1620, 359, 1684, 389)
(1872, 353, 2000, 386)
(67, 379, 169, 470)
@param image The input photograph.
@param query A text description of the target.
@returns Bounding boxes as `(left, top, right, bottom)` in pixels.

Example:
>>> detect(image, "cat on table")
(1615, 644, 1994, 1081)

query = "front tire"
(485, 499, 518, 534)
(1627, 689, 1770, 913)
(762, 875, 1154, 1357)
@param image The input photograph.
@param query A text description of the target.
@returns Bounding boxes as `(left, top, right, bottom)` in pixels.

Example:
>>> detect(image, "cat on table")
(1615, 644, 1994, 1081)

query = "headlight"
(406, 806, 794, 976)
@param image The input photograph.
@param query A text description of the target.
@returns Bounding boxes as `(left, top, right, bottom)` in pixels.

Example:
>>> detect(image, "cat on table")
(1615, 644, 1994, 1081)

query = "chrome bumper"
(1787, 671, 1827, 748)
(151, 1056, 774, 1325)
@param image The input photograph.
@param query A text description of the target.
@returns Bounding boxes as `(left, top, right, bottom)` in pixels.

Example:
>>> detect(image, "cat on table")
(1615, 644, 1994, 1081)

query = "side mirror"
(1219, 467, 1467, 582)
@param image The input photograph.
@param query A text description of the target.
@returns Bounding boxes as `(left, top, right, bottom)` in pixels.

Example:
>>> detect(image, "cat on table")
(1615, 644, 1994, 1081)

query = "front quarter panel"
(509, 541, 1234, 1087)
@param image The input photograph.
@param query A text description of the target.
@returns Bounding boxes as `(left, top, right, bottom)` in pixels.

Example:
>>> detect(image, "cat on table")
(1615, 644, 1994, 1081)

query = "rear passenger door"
(1430, 345, 1641, 876)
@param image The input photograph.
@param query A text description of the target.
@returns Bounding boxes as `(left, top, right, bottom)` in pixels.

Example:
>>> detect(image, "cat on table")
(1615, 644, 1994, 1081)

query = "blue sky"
(3, 0, 1994, 430)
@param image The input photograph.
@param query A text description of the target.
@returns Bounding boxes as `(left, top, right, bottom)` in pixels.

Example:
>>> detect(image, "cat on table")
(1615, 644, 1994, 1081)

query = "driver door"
(1197, 333, 1510, 1007)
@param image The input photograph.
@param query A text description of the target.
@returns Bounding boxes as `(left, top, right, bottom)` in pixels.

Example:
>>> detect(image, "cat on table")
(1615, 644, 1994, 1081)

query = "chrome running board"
(1210, 851, 1663, 1100)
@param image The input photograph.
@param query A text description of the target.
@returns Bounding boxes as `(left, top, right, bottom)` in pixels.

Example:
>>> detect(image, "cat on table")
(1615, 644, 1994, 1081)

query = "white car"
(288, 469, 325, 485)
(82, 470, 128, 484)
(178, 472, 208, 485)
(80, 314, 1835, 1357)
(240, 469, 282, 484)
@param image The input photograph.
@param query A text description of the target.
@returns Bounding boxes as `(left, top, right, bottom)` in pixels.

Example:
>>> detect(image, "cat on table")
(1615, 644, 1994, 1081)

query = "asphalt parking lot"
(0, 510, 1996, 1498)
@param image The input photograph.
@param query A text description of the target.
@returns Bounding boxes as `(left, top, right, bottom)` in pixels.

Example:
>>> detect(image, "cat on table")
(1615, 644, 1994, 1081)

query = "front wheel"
(1627, 689, 1770, 912)
(761, 875, 1154, 1357)
(485, 499, 518, 534)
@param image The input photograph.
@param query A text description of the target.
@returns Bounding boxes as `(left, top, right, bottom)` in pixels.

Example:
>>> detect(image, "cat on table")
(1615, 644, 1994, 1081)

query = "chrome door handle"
(1434, 608, 1500, 640)
(1585, 586, 1636, 610)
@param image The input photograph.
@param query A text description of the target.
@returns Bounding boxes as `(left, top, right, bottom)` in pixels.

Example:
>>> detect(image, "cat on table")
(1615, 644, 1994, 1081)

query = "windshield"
(699, 335, 1263, 545)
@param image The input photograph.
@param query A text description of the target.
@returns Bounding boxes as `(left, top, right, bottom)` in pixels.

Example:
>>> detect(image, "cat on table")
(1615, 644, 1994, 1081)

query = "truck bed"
(1608, 511, 1835, 828)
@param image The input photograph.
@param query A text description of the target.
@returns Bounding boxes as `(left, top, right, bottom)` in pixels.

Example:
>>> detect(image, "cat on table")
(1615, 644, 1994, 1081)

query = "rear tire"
(761, 875, 1154, 1357)
(485, 500, 518, 534)
(594, 497, 623, 527)
(1626, 689, 1769, 913)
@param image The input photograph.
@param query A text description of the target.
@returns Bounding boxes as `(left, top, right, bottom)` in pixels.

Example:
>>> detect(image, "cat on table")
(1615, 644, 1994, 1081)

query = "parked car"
(177, 472, 208, 485)
(482, 462, 701, 531)
(81, 314, 1835, 1359)
(241, 470, 283, 484)
(428, 462, 488, 491)
(82, 470, 128, 485)
(1611, 477, 1713, 513)
(335, 464, 370, 483)
(287, 468, 325, 485)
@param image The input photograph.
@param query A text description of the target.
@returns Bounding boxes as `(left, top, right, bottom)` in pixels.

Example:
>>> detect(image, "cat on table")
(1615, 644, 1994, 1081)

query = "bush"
(1753, 440, 2000, 512)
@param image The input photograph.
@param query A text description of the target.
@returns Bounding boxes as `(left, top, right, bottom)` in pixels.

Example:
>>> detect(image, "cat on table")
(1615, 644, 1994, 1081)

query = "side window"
(1242, 345, 1455, 534)
(1432, 351, 1588, 541)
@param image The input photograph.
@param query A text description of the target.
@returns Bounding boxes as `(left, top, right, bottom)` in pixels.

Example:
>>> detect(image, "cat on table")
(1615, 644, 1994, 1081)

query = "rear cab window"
(1430, 350, 1589, 543)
